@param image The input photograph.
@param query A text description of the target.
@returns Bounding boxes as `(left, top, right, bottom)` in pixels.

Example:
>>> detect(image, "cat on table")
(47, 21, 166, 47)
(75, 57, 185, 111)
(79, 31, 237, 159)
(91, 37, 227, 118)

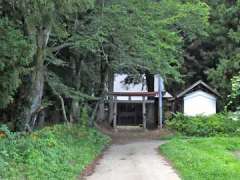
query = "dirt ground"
(99, 125, 174, 144)
(81, 127, 180, 180)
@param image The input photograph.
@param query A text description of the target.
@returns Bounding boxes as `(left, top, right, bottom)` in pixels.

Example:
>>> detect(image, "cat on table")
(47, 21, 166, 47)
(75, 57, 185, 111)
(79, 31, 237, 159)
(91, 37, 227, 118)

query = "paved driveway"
(84, 140, 180, 180)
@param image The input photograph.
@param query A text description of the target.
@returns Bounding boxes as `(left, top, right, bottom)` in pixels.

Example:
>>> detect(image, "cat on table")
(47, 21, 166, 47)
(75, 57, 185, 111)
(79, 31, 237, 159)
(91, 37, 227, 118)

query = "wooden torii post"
(142, 96, 147, 131)
(158, 75, 163, 129)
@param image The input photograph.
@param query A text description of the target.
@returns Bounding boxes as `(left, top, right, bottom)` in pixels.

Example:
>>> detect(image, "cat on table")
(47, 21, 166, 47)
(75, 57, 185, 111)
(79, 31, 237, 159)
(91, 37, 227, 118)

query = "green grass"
(0, 124, 111, 180)
(160, 136, 240, 180)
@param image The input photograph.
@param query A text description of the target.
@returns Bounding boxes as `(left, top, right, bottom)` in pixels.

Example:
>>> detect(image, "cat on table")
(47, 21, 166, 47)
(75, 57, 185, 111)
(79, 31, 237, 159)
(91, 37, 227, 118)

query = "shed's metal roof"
(177, 80, 220, 98)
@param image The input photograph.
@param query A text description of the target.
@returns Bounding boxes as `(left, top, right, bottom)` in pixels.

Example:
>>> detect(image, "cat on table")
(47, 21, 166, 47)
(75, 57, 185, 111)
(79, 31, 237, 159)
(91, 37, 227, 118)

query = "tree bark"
(145, 71, 154, 92)
(108, 71, 114, 124)
(16, 27, 50, 131)
(89, 100, 100, 127)
(96, 60, 108, 122)
(70, 58, 82, 122)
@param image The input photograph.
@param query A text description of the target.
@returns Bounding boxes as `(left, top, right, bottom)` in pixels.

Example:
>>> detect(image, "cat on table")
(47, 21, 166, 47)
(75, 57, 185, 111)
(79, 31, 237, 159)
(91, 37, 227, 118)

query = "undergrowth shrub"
(166, 113, 240, 136)
(80, 106, 89, 128)
(0, 124, 110, 180)
(0, 124, 12, 138)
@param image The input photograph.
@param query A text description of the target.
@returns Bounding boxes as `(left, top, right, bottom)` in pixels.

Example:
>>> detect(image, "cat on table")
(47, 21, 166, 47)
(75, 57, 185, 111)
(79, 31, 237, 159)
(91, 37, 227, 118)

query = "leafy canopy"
(0, 19, 33, 108)
(100, 0, 209, 80)
(207, 0, 240, 98)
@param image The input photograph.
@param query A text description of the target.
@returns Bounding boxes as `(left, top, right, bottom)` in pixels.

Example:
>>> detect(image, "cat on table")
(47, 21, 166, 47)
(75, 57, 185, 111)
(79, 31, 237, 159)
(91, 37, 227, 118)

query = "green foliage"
(228, 74, 240, 109)
(206, 0, 240, 100)
(0, 18, 33, 108)
(0, 124, 110, 179)
(231, 74, 240, 98)
(0, 0, 211, 129)
(174, 0, 240, 107)
(166, 113, 240, 136)
(160, 137, 240, 180)
(101, 0, 209, 80)
(0, 124, 14, 139)
(47, 71, 92, 101)
(10, 0, 95, 37)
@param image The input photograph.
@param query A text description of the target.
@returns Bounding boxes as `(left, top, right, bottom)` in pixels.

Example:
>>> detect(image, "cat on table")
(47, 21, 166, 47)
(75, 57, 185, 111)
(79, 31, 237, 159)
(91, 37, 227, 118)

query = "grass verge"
(0, 124, 110, 180)
(160, 136, 240, 180)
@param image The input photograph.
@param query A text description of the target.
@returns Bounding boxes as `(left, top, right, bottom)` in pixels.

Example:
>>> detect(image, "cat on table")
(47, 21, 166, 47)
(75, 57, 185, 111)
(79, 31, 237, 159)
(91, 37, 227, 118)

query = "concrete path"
(85, 140, 180, 180)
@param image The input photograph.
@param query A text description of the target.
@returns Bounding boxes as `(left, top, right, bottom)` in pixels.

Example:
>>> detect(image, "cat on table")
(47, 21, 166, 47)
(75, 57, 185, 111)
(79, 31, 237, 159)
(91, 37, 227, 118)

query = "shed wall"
(184, 91, 216, 116)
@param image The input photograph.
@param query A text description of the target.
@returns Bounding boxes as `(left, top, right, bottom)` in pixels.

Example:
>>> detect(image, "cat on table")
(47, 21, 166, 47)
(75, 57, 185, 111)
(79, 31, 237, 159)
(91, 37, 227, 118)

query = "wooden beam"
(110, 92, 158, 97)
(143, 96, 147, 131)
(113, 96, 118, 132)
(112, 100, 155, 104)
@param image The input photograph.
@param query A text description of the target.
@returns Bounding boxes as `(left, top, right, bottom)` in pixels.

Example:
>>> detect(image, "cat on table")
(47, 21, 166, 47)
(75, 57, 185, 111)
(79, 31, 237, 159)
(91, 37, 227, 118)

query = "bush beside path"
(0, 124, 110, 180)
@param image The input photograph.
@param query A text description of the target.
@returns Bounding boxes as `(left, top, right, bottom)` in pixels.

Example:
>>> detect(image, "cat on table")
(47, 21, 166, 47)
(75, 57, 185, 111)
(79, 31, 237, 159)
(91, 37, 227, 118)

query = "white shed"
(176, 81, 219, 116)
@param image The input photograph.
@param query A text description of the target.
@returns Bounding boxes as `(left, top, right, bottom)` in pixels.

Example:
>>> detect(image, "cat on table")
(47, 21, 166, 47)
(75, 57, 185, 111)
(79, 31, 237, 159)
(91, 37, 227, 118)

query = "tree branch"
(50, 42, 74, 52)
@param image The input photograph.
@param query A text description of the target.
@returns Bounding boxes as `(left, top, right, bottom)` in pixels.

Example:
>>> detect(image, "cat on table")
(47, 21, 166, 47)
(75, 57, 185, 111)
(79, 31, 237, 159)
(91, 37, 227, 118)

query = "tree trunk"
(108, 71, 114, 124)
(98, 103, 105, 122)
(145, 71, 154, 92)
(16, 27, 50, 131)
(71, 100, 80, 121)
(70, 58, 82, 122)
(96, 61, 108, 122)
